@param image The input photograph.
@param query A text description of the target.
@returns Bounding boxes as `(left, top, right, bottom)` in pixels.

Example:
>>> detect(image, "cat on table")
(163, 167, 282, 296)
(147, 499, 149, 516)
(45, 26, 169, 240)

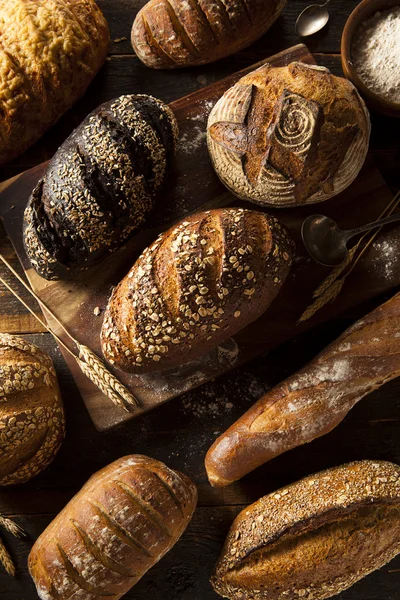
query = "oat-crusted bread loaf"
(24, 95, 178, 280)
(0, 334, 65, 486)
(206, 290, 400, 487)
(207, 62, 370, 207)
(29, 455, 197, 600)
(212, 460, 400, 600)
(101, 207, 293, 373)
(131, 0, 286, 69)
(0, 0, 109, 165)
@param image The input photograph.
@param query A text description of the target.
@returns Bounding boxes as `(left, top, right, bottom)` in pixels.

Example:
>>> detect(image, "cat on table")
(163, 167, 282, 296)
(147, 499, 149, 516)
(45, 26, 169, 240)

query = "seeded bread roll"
(0, 0, 109, 165)
(101, 207, 293, 373)
(0, 334, 65, 486)
(29, 455, 197, 600)
(205, 291, 400, 487)
(24, 94, 178, 280)
(131, 0, 286, 69)
(207, 62, 370, 207)
(212, 460, 400, 600)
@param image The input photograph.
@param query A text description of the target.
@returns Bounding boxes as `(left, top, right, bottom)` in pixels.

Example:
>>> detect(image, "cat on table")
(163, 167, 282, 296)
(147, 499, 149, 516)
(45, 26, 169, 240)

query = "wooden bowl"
(341, 0, 400, 117)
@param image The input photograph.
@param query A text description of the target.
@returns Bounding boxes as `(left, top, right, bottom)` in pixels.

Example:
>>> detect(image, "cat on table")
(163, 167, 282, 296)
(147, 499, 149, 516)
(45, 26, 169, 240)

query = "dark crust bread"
(0, 334, 65, 486)
(0, 0, 110, 165)
(131, 0, 287, 69)
(23, 95, 178, 280)
(101, 207, 294, 373)
(28, 455, 197, 600)
(212, 460, 400, 600)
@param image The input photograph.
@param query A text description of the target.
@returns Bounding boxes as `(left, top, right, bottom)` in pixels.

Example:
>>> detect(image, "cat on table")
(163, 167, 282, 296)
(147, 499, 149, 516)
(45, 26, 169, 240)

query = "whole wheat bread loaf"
(101, 208, 293, 373)
(29, 455, 197, 600)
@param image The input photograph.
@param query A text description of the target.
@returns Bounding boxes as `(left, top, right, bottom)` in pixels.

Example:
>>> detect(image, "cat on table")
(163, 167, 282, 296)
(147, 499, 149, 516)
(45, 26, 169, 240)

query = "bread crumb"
(113, 37, 127, 43)
(93, 306, 101, 316)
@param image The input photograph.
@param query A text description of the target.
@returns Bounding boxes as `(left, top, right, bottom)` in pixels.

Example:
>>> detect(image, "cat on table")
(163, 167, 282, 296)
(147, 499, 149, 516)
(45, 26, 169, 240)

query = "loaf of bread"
(0, 0, 109, 165)
(101, 208, 293, 373)
(207, 62, 370, 207)
(211, 460, 400, 600)
(29, 455, 197, 600)
(206, 291, 400, 487)
(131, 0, 286, 69)
(24, 95, 178, 280)
(0, 334, 65, 486)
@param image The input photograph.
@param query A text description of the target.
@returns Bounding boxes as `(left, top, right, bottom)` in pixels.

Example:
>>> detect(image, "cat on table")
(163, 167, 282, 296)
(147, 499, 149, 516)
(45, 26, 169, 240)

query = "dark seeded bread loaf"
(0, 0, 109, 165)
(23, 94, 178, 280)
(212, 460, 400, 600)
(101, 208, 293, 373)
(131, 0, 286, 69)
(29, 455, 197, 600)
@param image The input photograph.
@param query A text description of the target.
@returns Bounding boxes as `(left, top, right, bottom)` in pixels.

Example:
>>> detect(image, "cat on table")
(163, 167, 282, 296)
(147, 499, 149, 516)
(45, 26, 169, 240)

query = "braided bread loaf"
(101, 208, 293, 373)
(206, 291, 400, 487)
(24, 95, 178, 280)
(131, 0, 286, 69)
(0, 0, 109, 165)
(29, 455, 197, 600)
(0, 334, 65, 486)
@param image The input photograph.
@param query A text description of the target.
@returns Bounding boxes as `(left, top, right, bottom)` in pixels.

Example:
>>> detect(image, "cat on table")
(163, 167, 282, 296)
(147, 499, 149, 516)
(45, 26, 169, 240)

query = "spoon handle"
(321, 0, 331, 6)
(346, 212, 400, 240)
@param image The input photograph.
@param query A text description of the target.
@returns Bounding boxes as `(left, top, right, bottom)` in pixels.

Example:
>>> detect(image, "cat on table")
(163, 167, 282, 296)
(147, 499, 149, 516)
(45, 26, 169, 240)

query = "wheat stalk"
(299, 280, 344, 323)
(0, 537, 15, 577)
(0, 261, 139, 412)
(0, 516, 25, 539)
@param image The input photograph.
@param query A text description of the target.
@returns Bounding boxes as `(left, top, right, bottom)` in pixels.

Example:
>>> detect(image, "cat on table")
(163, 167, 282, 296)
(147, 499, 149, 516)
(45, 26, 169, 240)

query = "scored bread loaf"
(207, 62, 370, 207)
(131, 0, 286, 69)
(0, 334, 65, 486)
(211, 460, 400, 600)
(0, 0, 109, 165)
(24, 94, 178, 280)
(205, 291, 400, 487)
(28, 455, 197, 600)
(101, 208, 294, 373)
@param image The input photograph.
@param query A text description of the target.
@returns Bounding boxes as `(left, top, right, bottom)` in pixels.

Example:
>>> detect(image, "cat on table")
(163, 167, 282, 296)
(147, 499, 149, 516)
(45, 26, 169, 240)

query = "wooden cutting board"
(1, 43, 399, 431)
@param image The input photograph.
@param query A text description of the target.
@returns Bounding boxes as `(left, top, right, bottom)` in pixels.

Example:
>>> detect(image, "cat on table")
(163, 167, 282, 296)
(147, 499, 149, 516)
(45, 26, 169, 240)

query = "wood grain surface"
(0, 1, 399, 598)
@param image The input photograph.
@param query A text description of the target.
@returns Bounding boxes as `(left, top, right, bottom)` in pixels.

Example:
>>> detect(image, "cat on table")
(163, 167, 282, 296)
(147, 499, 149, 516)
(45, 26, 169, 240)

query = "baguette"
(29, 455, 197, 600)
(211, 460, 400, 600)
(101, 208, 293, 373)
(131, 0, 286, 69)
(206, 291, 400, 487)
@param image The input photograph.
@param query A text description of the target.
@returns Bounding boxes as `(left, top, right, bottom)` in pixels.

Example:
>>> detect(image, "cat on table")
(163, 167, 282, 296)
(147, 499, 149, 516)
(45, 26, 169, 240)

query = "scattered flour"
(351, 7, 400, 103)
(372, 240, 396, 279)
(178, 126, 207, 154)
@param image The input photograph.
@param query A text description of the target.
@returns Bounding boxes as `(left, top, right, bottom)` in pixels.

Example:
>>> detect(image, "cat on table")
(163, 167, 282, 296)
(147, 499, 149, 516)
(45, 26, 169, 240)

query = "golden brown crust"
(205, 291, 400, 487)
(28, 455, 197, 600)
(0, 334, 65, 486)
(211, 460, 400, 600)
(0, 0, 109, 165)
(131, 0, 286, 69)
(101, 208, 293, 373)
(207, 62, 370, 207)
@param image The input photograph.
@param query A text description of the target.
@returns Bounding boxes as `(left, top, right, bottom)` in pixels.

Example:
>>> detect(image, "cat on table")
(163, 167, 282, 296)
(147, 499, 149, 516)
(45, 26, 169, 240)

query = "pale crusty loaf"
(101, 208, 293, 373)
(0, 334, 65, 486)
(206, 291, 400, 487)
(206, 293, 400, 486)
(24, 94, 178, 280)
(131, 0, 286, 69)
(0, 0, 109, 165)
(207, 62, 370, 207)
(29, 455, 197, 600)
(212, 460, 400, 600)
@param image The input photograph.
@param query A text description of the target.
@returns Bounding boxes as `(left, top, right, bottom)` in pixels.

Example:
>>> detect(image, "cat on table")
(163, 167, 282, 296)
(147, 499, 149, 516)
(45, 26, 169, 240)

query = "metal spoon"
(301, 213, 400, 267)
(295, 0, 332, 37)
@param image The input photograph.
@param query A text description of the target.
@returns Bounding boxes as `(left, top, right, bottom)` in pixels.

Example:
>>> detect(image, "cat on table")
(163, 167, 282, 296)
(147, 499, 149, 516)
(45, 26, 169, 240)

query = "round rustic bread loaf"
(0, 334, 65, 486)
(131, 0, 286, 69)
(207, 61, 371, 207)
(0, 0, 109, 165)
(24, 94, 179, 280)
(101, 207, 293, 373)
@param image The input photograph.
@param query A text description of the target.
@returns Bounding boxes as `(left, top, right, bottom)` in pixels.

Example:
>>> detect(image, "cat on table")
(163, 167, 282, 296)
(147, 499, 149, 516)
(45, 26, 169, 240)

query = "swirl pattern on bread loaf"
(207, 62, 370, 207)
(24, 95, 178, 280)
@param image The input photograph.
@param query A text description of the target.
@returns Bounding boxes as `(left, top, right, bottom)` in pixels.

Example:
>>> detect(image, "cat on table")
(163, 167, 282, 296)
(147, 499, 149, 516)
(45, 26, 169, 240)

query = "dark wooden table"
(0, 1, 399, 598)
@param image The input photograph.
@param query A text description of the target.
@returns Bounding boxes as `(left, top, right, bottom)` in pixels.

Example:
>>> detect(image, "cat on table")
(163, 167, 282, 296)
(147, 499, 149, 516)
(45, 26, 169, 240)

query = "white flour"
(351, 7, 400, 103)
